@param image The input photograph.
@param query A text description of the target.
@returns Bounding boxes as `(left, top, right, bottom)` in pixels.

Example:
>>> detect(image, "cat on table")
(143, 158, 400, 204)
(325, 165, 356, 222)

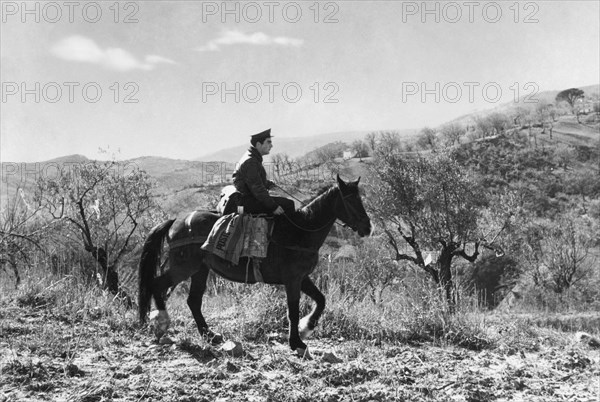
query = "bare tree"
(270, 153, 286, 182)
(355, 238, 404, 304)
(536, 103, 556, 139)
(524, 216, 596, 294)
(0, 188, 47, 287)
(35, 160, 159, 305)
(511, 106, 530, 128)
(521, 111, 538, 147)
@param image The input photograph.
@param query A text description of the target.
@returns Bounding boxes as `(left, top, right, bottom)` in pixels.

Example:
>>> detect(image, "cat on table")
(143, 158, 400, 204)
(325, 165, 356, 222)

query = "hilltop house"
(343, 150, 356, 160)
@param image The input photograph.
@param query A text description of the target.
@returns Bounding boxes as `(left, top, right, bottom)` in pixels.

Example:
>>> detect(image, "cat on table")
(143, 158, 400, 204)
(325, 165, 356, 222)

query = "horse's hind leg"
(299, 277, 325, 339)
(187, 266, 223, 344)
(150, 254, 196, 339)
(149, 273, 174, 339)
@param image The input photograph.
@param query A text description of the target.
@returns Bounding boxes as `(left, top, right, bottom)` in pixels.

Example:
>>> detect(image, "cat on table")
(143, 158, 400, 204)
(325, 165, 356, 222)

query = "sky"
(1, 0, 599, 162)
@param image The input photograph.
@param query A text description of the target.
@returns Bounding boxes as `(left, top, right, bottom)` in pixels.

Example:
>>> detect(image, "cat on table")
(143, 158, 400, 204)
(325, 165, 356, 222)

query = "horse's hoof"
(299, 316, 314, 340)
(149, 310, 170, 340)
(295, 347, 313, 360)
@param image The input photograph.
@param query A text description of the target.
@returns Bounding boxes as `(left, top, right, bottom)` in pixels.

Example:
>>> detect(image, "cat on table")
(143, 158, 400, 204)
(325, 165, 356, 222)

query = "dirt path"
(1, 304, 598, 401)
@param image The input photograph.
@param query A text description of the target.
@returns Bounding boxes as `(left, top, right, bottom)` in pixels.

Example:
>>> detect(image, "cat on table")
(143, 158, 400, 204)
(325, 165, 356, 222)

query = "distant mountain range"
(194, 129, 418, 163)
(3, 84, 597, 174)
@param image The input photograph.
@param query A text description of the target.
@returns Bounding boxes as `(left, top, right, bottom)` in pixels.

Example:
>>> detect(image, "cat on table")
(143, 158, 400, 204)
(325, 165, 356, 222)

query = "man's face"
(256, 138, 273, 155)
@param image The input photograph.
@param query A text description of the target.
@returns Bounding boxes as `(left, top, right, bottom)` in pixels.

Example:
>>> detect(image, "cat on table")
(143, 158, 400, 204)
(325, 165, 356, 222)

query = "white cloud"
(196, 30, 303, 52)
(50, 35, 176, 72)
(145, 55, 177, 65)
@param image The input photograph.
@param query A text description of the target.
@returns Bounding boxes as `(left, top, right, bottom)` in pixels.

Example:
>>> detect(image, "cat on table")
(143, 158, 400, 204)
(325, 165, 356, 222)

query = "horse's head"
(336, 174, 372, 237)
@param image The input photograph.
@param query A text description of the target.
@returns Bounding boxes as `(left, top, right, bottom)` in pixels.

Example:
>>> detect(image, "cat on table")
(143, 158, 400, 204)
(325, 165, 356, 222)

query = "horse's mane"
(293, 185, 337, 220)
(288, 180, 360, 224)
(301, 185, 334, 206)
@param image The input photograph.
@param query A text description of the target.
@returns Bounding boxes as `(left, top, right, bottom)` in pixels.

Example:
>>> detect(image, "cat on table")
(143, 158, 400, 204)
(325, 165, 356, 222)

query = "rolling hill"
(3, 83, 597, 215)
(195, 129, 418, 163)
(447, 84, 600, 127)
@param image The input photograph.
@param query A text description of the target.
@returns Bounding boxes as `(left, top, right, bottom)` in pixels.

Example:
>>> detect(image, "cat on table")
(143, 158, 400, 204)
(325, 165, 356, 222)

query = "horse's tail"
(138, 219, 175, 323)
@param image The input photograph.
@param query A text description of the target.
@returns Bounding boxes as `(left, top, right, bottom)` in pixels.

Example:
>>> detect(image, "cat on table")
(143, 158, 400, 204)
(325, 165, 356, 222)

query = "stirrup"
(252, 259, 264, 283)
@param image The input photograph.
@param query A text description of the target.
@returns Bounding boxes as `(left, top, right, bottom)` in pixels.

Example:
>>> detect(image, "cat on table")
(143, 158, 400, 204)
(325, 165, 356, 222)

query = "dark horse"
(138, 175, 371, 353)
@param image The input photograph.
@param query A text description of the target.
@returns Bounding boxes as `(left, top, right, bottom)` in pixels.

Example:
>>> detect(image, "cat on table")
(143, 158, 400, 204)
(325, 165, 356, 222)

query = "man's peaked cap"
(250, 129, 272, 144)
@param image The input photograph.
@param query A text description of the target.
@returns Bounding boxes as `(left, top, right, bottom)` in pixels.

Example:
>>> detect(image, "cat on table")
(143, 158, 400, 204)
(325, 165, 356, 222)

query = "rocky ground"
(1, 299, 599, 402)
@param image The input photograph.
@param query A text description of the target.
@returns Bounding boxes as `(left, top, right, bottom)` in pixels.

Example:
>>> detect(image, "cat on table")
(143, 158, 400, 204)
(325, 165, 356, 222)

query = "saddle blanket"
(200, 214, 272, 265)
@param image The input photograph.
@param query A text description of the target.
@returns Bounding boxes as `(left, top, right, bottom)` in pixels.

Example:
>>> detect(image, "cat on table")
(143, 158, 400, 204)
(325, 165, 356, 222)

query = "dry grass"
(1, 262, 599, 401)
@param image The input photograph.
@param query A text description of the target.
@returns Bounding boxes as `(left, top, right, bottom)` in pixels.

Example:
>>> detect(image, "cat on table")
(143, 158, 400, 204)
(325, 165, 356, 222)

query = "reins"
(273, 183, 356, 232)
(281, 212, 336, 233)
(272, 183, 309, 205)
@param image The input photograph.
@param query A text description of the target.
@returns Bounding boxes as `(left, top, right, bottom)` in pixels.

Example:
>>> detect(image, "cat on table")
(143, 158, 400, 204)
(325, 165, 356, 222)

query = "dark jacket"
(232, 147, 277, 211)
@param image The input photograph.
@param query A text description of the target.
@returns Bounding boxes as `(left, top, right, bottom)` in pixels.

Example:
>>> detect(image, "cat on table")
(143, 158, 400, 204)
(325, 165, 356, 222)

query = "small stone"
(575, 332, 600, 348)
(321, 352, 343, 364)
(65, 363, 85, 377)
(267, 332, 283, 342)
(220, 340, 244, 357)
(208, 332, 224, 345)
(131, 365, 143, 374)
(159, 336, 175, 345)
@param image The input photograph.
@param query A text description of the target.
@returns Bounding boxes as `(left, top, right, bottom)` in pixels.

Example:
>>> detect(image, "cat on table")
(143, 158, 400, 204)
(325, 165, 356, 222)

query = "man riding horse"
(232, 129, 295, 216)
(138, 128, 372, 356)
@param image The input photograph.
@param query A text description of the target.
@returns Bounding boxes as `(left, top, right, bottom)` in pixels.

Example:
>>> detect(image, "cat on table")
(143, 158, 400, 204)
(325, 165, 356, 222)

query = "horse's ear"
(336, 174, 347, 189)
(356, 176, 361, 185)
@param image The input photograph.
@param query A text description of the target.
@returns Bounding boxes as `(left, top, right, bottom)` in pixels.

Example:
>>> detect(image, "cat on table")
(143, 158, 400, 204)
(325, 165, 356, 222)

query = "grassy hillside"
(2, 271, 598, 401)
(448, 84, 600, 126)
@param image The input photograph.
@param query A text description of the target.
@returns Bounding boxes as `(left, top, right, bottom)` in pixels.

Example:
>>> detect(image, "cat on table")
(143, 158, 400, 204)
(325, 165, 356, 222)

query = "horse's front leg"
(299, 277, 325, 339)
(284, 280, 307, 352)
(187, 267, 223, 344)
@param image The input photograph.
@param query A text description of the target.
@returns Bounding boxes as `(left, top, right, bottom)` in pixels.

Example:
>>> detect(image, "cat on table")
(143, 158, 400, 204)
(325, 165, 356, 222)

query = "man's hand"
(273, 206, 285, 215)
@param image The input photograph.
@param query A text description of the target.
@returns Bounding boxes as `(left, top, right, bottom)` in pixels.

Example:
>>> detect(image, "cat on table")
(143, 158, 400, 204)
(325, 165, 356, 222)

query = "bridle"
(274, 187, 365, 254)
(337, 191, 362, 232)
(281, 188, 362, 233)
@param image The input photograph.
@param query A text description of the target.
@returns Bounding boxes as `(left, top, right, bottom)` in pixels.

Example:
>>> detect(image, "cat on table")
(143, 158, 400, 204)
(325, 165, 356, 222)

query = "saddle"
(216, 185, 242, 216)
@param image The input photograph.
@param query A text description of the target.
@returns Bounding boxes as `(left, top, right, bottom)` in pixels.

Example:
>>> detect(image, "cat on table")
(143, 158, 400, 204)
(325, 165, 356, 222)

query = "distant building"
(342, 150, 356, 160)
